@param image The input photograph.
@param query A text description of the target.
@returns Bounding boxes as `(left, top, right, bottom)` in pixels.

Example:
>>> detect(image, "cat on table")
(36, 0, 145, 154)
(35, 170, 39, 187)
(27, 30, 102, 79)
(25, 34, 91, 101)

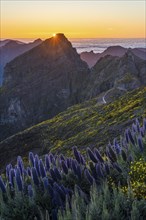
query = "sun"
(53, 33, 56, 37)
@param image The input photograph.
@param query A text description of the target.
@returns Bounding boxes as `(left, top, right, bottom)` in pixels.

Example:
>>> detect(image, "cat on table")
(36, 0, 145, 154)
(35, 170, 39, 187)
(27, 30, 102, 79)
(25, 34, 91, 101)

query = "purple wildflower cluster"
(0, 118, 145, 218)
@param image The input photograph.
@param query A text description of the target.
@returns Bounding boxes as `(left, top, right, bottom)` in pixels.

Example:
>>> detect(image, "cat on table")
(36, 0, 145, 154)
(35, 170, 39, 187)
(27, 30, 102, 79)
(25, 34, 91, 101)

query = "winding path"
(102, 87, 127, 104)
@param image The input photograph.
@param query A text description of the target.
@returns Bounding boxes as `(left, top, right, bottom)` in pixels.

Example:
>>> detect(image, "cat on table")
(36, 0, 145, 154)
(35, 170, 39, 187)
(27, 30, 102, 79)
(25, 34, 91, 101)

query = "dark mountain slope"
(0, 34, 89, 141)
(0, 39, 42, 85)
(86, 51, 146, 102)
(0, 87, 145, 169)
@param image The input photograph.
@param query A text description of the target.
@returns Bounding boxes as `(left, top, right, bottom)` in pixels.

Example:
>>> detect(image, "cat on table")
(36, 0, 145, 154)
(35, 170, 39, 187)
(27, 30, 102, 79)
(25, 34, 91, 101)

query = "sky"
(1, 0, 146, 39)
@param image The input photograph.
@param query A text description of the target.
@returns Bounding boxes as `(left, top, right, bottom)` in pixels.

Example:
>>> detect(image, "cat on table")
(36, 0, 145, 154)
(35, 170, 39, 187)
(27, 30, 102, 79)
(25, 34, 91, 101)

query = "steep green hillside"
(0, 87, 146, 169)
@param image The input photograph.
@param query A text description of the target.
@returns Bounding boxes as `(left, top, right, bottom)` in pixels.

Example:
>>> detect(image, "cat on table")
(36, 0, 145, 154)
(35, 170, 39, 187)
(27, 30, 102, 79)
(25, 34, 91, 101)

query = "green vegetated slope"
(0, 87, 146, 169)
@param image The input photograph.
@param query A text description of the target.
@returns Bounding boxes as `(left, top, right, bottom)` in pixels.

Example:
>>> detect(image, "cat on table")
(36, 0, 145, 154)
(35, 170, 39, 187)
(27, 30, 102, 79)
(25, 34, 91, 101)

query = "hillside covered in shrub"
(0, 87, 146, 169)
(0, 117, 146, 219)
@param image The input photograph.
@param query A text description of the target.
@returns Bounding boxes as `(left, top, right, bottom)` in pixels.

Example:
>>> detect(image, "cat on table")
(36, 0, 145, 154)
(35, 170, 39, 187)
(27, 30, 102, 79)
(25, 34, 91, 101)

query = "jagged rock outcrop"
(0, 39, 42, 85)
(86, 50, 146, 102)
(0, 34, 89, 141)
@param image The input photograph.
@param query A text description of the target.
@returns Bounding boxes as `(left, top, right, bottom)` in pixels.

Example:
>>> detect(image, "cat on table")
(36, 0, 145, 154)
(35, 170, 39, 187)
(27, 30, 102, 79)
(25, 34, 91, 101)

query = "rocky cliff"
(0, 34, 89, 141)
(86, 50, 146, 103)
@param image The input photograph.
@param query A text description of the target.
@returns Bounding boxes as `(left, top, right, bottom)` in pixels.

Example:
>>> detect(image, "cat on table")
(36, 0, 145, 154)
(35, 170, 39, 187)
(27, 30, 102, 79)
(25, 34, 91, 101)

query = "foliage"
(121, 158, 146, 199)
(0, 118, 146, 219)
(0, 87, 146, 169)
(58, 182, 146, 220)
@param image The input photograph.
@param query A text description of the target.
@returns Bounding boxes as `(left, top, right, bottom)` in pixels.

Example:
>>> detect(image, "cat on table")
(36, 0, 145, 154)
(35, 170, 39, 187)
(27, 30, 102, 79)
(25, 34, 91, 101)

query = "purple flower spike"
(84, 169, 94, 184)
(107, 146, 117, 162)
(43, 177, 49, 190)
(76, 165, 82, 180)
(137, 136, 144, 152)
(9, 168, 15, 187)
(125, 130, 129, 144)
(66, 158, 71, 168)
(73, 146, 81, 163)
(143, 118, 146, 131)
(54, 167, 62, 180)
(132, 123, 137, 133)
(61, 161, 68, 174)
(104, 163, 110, 175)
(45, 155, 50, 171)
(6, 164, 12, 179)
(50, 168, 57, 181)
(135, 118, 140, 133)
(34, 158, 40, 177)
(32, 167, 40, 186)
(17, 156, 24, 175)
(28, 185, 33, 197)
(27, 167, 31, 177)
(29, 152, 34, 167)
(35, 154, 39, 162)
(80, 155, 86, 165)
(0, 176, 6, 193)
(49, 153, 54, 163)
(127, 129, 135, 146)
(94, 149, 104, 163)
(15, 168, 23, 191)
(53, 182, 66, 201)
(140, 127, 145, 137)
(60, 154, 65, 161)
(96, 164, 104, 178)
(39, 159, 46, 178)
(71, 159, 77, 174)
(87, 148, 98, 163)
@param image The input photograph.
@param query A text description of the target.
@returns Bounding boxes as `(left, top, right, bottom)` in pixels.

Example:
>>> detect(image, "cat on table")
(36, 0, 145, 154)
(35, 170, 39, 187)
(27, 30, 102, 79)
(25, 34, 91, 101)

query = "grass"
(0, 87, 146, 170)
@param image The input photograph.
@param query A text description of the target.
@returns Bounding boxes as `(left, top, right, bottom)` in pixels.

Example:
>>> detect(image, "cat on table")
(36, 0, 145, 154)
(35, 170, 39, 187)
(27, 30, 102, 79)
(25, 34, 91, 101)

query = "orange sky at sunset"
(1, 0, 146, 39)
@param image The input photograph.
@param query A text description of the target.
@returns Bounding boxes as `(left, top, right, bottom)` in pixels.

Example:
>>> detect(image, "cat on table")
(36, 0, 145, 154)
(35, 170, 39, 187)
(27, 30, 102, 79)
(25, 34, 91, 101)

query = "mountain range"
(0, 39, 42, 85)
(0, 34, 146, 165)
(80, 46, 146, 68)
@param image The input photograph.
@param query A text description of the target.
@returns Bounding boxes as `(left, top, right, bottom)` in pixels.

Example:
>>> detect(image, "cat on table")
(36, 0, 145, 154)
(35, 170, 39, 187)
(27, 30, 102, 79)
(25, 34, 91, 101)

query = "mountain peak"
(33, 38, 42, 43)
(0, 34, 89, 140)
(44, 33, 68, 44)
(55, 33, 65, 38)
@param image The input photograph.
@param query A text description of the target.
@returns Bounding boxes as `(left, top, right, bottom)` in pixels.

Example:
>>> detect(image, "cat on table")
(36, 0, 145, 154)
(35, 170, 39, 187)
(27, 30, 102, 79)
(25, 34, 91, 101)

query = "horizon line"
(1, 37, 146, 41)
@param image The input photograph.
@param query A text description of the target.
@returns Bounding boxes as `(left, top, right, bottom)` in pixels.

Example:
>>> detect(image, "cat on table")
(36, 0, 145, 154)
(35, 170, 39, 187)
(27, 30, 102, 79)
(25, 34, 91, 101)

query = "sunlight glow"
(1, 1, 145, 39)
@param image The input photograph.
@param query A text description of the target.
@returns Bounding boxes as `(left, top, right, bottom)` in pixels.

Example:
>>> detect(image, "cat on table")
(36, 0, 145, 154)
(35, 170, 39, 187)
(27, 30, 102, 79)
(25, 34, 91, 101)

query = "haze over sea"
(4, 38, 146, 54)
(71, 38, 146, 53)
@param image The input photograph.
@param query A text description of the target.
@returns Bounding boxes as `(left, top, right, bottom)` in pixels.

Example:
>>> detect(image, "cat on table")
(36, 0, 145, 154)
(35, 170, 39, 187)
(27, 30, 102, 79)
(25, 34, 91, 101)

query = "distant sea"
(4, 38, 146, 54)
(70, 38, 146, 53)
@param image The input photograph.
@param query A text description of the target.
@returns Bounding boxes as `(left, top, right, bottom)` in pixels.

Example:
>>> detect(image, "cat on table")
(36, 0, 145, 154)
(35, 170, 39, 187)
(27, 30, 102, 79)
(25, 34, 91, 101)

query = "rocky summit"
(0, 34, 89, 141)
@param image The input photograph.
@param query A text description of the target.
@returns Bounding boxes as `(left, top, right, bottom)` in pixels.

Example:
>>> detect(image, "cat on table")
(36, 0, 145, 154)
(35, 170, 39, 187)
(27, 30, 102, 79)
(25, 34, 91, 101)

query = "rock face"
(0, 39, 42, 85)
(80, 46, 146, 68)
(86, 50, 146, 102)
(0, 34, 89, 141)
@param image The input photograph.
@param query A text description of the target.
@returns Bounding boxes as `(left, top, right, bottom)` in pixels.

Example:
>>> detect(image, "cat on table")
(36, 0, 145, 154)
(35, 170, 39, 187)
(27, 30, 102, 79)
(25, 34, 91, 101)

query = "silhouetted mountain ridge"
(80, 45, 146, 68)
(0, 38, 43, 85)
